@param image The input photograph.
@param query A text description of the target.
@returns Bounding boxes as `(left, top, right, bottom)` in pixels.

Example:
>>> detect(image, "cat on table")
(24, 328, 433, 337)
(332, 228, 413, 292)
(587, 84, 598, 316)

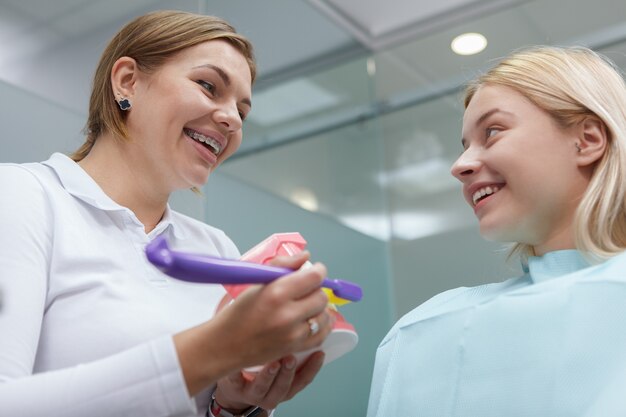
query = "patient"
(368, 46, 626, 417)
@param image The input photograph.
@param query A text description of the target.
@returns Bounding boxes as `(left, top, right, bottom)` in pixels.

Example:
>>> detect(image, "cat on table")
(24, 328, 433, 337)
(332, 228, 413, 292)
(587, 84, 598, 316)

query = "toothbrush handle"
(145, 235, 362, 301)
(167, 252, 362, 300)
(158, 250, 293, 285)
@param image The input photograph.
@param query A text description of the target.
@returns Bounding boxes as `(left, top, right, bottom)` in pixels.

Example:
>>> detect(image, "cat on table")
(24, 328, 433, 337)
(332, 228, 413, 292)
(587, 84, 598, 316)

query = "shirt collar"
(153, 205, 187, 240)
(43, 152, 126, 211)
(42, 153, 187, 240)
(525, 250, 591, 283)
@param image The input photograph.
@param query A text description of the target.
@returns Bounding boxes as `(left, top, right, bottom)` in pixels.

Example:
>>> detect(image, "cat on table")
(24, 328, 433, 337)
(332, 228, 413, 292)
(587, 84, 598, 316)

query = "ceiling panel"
(308, 0, 528, 49)
(0, 0, 90, 19)
(0, 0, 360, 107)
(0, 4, 63, 66)
(51, 0, 168, 37)
(523, 0, 626, 45)
(213, 0, 359, 77)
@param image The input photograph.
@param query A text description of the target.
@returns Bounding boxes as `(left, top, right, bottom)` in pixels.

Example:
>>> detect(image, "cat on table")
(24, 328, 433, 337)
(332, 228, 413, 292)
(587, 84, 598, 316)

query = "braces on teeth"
(185, 129, 221, 154)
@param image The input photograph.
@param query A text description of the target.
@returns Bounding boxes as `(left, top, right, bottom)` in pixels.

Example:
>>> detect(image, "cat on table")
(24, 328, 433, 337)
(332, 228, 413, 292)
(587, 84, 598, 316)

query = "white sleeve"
(0, 166, 195, 416)
(0, 336, 196, 416)
(0, 165, 51, 381)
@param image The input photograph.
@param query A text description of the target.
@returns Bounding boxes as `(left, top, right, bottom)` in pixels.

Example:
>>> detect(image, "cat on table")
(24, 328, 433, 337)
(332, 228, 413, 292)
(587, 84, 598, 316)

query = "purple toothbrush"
(145, 235, 363, 302)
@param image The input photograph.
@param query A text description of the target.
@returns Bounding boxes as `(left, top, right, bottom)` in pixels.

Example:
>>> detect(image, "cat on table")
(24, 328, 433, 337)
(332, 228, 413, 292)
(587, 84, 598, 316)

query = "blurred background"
(2, 0, 626, 415)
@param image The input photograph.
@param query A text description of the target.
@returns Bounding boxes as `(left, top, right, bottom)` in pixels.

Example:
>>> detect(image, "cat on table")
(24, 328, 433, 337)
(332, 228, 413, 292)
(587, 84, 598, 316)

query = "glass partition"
(235, 57, 379, 158)
(0, 79, 85, 163)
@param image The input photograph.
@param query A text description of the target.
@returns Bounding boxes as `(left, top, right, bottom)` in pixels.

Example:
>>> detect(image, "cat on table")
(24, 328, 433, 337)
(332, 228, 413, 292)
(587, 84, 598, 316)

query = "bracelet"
(207, 392, 264, 417)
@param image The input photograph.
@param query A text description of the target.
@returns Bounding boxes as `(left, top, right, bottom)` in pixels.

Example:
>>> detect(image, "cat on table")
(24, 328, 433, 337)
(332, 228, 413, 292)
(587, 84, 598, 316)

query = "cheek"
(476, 185, 534, 242)
(222, 133, 243, 161)
(480, 183, 563, 245)
(154, 85, 204, 118)
(130, 94, 178, 134)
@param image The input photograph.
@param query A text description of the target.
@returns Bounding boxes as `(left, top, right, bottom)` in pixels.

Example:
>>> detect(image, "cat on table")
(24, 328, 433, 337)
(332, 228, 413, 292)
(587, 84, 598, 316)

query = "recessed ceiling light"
(451, 32, 487, 56)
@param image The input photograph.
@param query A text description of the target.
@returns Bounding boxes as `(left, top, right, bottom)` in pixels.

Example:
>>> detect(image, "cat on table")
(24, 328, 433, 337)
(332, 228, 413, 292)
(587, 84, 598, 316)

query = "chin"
(480, 223, 537, 247)
(479, 222, 517, 243)
(187, 169, 212, 189)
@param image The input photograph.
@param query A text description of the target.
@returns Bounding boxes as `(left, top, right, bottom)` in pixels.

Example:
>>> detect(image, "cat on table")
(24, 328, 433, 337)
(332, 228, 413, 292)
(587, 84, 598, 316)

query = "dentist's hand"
(214, 351, 325, 413)
(174, 251, 333, 396)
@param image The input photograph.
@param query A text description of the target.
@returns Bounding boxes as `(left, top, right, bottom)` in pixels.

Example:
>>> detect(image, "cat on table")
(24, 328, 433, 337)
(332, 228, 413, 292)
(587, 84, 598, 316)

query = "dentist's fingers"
(267, 250, 311, 270)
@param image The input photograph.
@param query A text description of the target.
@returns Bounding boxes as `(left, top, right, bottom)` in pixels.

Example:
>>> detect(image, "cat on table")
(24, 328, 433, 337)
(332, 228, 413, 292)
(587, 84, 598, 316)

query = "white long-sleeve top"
(0, 153, 240, 417)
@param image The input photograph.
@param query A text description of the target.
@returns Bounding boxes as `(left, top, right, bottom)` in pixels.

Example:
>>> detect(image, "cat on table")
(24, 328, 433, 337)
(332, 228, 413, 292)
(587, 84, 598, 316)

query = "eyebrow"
(193, 63, 252, 108)
(461, 108, 514, 148)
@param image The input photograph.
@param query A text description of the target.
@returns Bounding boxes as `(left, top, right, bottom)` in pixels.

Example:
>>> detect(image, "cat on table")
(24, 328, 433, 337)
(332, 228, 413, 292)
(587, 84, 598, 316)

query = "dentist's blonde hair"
(464, 46, 626, 261)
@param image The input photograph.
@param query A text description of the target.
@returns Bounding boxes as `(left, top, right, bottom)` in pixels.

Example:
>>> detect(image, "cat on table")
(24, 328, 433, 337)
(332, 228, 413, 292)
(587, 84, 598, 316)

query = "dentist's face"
(126, 40, 252, 192)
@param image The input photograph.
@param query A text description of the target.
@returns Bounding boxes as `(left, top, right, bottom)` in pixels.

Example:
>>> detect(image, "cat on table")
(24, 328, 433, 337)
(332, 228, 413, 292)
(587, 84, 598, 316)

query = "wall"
(0, 80, 85, 162)
(391, 226, 522, 318)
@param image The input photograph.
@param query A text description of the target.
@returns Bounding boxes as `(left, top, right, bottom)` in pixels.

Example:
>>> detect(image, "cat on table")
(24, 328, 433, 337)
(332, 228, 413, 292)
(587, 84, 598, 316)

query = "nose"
(450, 148, 482, 182)
(214, 101, 242, 132)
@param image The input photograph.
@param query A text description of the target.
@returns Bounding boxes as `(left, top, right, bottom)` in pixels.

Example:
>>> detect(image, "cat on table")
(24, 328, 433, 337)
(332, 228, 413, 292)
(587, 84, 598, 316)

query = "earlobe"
(576, 117, 608, 167)
(110, 56, 138, 100)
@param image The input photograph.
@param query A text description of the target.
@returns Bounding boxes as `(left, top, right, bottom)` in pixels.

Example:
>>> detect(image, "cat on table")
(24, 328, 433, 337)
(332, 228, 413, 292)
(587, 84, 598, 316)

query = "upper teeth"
(472, 186, 500, 206)
(184, 128, 222, 155)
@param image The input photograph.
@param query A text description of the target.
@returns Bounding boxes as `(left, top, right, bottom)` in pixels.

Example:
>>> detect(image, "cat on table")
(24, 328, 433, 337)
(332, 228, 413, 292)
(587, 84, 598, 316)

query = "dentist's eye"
(197, 80, 216, 95)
